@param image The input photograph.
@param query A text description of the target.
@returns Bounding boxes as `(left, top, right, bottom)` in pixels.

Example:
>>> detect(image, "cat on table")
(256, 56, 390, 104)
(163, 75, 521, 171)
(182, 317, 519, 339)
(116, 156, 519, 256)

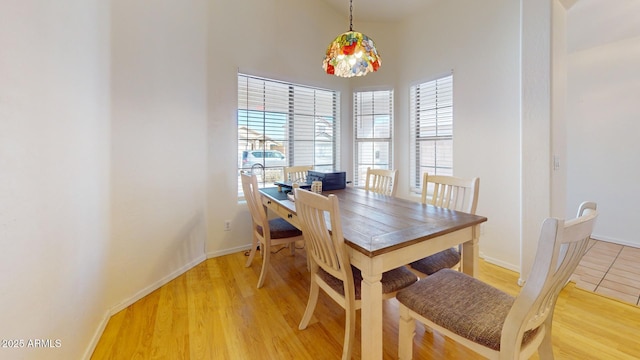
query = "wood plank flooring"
(92, 248, 640, 359)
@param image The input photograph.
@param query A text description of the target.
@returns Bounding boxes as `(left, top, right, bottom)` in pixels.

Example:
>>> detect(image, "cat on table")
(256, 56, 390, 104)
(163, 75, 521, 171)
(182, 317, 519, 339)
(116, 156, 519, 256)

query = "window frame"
(237, 73, 340, 195)
(409, 73, 454, 194)
(353, 89, 394, 187)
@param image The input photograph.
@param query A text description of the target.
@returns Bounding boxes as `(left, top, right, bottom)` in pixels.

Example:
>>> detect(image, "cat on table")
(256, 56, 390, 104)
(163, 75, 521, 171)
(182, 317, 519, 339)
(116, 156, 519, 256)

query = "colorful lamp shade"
(323, 31, 381, 77)
(322, 0, 381, 78)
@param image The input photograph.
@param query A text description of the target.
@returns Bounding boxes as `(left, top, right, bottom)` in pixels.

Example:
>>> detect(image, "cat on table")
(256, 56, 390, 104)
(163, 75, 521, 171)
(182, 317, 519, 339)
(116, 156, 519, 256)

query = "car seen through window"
(241, 150, 286, 169)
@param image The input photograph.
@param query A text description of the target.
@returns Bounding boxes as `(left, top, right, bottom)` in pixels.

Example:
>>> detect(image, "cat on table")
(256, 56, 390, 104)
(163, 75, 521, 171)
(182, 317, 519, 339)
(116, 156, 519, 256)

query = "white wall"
(519, 0, 555, 282)
(205, 0, 351, 256)
(566, 0, 640, 247)
(391, 0, 523, 270)
(0, 1, 110, 359)
(551, 1, 569, 220)
(0, 1, 372, 357)
(108, 0, 209, 312)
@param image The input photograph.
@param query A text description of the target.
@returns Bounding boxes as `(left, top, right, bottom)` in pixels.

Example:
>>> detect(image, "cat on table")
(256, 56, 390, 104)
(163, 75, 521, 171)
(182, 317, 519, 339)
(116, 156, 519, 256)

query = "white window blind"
(237, 74, 340, 193)
(353, 90, 393, 186)
(409, 74, 453, 193)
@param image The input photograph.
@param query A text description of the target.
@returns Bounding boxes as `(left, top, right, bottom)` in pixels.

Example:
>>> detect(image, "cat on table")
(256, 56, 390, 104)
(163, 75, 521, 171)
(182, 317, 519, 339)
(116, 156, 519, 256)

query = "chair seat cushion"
(319, 265, 417, 300)
(257, 218, 302, 239)
(396, 269, 539, 351)
(410, 248, 461, 275)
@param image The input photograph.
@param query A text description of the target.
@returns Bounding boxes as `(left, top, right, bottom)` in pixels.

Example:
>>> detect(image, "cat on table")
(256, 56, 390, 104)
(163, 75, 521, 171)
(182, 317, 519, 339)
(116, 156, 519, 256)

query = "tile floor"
(572, 239, 640, 306)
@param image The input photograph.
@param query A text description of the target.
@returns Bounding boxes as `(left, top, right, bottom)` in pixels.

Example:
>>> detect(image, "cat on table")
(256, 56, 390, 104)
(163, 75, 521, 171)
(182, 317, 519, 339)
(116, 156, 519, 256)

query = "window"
(409, 74, 453, 193)
(237, 74, 340, 193)
(353, 90, 393, 186)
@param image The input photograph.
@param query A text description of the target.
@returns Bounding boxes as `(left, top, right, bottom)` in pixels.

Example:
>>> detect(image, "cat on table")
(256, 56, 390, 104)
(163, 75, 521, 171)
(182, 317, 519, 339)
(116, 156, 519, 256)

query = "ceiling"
(319, 0, 640, 52)
(319, 0, 438, 22)
(568, 0, 640, 52)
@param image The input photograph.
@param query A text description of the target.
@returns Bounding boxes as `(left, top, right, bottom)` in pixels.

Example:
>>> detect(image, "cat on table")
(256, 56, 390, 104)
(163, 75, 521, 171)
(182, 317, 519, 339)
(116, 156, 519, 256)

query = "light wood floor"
(92, 248, 640, 359)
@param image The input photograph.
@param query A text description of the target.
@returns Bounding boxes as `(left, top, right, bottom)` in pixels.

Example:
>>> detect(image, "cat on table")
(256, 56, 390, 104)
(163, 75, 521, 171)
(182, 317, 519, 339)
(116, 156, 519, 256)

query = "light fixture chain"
(349, 0, 353, 31)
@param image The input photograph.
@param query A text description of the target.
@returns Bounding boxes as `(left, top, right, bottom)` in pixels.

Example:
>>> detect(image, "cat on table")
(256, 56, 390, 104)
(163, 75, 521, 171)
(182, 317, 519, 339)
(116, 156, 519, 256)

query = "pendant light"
(322, 0, 381, 77)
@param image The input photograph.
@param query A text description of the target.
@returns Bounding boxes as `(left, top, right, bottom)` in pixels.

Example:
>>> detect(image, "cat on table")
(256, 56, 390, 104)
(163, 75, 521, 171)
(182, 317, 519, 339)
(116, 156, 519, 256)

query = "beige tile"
(611, 256, 640, 270)
(586, 247, 621, 258)
(603, 272, 640, 290)
(578, 258, 612, 272)
(595, 286, 639, 305)
(592, 241, 624, 252)
(572, 240, 640, 306)
(608, 267, 640, 282)
(573, 265, 606, 280)
(599, 279, 640, 297)
(584, 246, 622, 258)
(573, 279, 597, 292)
(575, 273, 603, 287)
(617, 247, 640, 261)
(620, 245, 640, 253)
(610, 261, 640, 276)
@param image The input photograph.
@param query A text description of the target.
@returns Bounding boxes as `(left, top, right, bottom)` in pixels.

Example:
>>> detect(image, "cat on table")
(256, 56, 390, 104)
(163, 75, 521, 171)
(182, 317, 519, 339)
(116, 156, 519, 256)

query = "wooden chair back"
(283, 165, 313, 183)
(501, 201, 598, 357)
(241, 173, 268, 233)
(294, 188, 357, 360)
(241, 172, 303, 288)
(397, 202, 598, 359)
(422, 173, 479, 214)
(296, 187, 419, 359)
(364, 167, 398, 196)
(294, 189, 353, 295)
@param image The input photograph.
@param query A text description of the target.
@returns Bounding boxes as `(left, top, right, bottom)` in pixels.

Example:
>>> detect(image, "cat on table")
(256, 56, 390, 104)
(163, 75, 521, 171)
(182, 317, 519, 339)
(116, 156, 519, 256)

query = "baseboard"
(83, 312, 111, 360)
(591, 234, 639, 248)
(479, 252, 520, 273)
(206, 244, 252, 259)
(109, 254, 207, 315)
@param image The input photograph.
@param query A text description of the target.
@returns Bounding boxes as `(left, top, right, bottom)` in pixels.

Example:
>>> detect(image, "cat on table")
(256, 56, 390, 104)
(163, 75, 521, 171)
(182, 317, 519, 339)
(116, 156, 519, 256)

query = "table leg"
(360, 271, 383, 360)
(461, 224, 480, 277)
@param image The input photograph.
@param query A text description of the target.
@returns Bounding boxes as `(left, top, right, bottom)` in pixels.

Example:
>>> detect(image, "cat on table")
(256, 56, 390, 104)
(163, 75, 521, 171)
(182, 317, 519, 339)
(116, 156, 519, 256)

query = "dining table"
(259, 185, 487, 360)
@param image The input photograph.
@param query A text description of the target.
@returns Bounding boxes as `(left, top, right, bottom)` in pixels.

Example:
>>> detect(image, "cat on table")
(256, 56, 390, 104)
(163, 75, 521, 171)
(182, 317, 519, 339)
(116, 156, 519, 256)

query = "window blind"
(237, 74, 340, 192)
(409, 74, 453, 193)
(353, 90, 394, 186)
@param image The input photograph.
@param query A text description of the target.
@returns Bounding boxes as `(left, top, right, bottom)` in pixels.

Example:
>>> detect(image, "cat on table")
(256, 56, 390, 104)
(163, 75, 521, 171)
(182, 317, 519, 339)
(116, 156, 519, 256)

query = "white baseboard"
(206, 244, 252, 259)
(83, 254, 207, 359)
(591, 233, 639, 248)
(479, 252, 520, 273)
(83, 313, 111, 360)
(109, 254, 207, 315)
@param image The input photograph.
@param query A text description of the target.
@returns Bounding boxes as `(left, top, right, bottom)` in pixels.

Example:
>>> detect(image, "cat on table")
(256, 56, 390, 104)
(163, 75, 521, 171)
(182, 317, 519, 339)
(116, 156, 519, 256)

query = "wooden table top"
(260, 186, 487, 257)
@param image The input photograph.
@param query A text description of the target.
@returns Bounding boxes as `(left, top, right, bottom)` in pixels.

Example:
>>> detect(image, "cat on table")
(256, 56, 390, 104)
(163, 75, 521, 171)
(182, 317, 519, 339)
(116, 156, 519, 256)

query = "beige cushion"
(257, 218, 302, 239)
(410, 248, 461, 275)
(319, 265, 417, 300)
(396, 269, 539, 351)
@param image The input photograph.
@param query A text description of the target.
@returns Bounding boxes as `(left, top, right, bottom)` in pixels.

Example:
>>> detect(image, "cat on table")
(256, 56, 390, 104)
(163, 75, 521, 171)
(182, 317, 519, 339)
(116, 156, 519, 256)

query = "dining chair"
(294, 188, 417, 360)
(241, 173, 304, 289)
(283, 165, 313, 184)
(364, 167, 398, 196)
(408, 174, 479, 277)
(396, 201, 598, 360)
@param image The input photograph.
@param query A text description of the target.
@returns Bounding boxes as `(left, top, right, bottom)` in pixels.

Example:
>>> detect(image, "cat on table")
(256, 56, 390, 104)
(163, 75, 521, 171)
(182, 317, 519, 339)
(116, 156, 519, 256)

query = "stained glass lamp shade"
(322, 1, 381, 78)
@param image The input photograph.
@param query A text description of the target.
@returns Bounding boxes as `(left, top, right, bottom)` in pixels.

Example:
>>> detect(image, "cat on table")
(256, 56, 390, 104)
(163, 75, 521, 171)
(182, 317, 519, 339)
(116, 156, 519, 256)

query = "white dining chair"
(397, 202, 598, 360)
(283, 165, 313, 183)
(364, 167, 398, 196)
(294, 188, 417, 360)
(408, 173, 479, 277)
(241, 173, 304, 288)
